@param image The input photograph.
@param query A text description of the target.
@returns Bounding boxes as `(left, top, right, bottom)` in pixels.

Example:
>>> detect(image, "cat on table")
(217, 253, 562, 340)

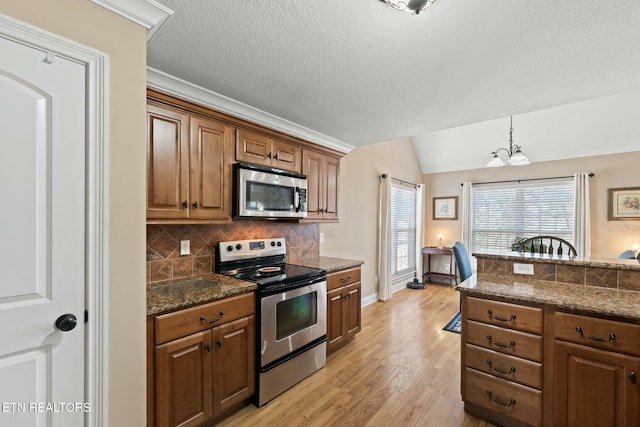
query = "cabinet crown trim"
(147, 67, 354, 154)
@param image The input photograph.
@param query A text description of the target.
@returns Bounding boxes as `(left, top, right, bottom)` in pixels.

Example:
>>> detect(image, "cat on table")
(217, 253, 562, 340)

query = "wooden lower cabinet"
(212, 316, 255, 413)
(326, 267, 361, 354)
(150, 294, 255, 427)
(461, 295, 543, 427)
(155, 331, 213, 427)
(462, 294, 640, 427)
(552, 312, 640, 427)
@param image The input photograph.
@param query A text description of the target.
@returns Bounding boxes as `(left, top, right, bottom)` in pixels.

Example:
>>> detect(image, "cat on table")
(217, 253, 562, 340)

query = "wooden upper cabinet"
(146, 101, 234, 223)
(147, 104, 190, 219)
(302, 149, 340, 222)
(236, 129, 301, 173)
(189, 116, 234, 221)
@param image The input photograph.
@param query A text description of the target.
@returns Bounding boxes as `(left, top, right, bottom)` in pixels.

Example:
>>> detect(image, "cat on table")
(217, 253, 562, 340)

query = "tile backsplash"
(146, 221, 319, 285)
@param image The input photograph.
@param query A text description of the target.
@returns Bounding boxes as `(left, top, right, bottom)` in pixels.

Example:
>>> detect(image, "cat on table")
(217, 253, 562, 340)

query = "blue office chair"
(618, 250, 637, 259)
(453, 241, 473, 283)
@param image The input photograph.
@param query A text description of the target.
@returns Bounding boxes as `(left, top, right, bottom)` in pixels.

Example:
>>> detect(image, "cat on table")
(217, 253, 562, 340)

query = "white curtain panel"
(415, 184, 424, 280)
(574, 173, 591, 256)
(378, 175, 392, 301)
(461, 181, 473, 251)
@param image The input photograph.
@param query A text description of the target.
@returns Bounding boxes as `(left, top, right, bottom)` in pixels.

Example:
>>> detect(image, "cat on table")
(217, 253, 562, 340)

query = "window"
(391, 183, 417, 277)
(471, 178, 575, 252)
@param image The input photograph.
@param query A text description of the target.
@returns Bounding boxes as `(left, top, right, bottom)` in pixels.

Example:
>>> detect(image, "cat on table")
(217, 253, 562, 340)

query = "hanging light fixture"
(379, 0, 439, 15)
(486, 116, 530, 167)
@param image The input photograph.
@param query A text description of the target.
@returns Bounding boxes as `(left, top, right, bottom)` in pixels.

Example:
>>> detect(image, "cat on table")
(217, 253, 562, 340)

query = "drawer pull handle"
(486, 391, 516, 407)
(486, 359, 516, 375)
(200, 311, 224, 324)
(487, 309, 516, 322)
(487, 335, 516, 349)
(630, 372, 637, 384)
(575, 326, 616, 343)
(340, 276, 352, 283)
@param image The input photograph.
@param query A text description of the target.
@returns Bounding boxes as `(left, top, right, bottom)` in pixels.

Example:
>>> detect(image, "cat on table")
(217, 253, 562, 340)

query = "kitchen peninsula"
(458, 251, 640, 427)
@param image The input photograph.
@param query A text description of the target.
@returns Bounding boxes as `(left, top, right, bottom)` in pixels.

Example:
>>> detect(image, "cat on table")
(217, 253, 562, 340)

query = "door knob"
(55, 313, 77, 332)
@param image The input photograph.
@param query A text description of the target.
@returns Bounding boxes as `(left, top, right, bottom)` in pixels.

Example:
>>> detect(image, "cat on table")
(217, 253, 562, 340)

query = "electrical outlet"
(445, 263, 450, 271)
(180, 240, 191, 256)
(320, 232, 325, 243)
(513, 263, 534, 275)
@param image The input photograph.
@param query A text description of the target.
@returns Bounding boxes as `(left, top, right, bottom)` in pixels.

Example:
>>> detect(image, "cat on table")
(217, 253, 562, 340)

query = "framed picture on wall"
(608, 187, 640, 220)
(433, 196, 458, 220)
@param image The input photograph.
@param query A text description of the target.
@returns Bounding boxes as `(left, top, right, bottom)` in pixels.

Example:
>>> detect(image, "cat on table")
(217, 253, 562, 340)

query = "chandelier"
(486, 116, 530, 167)
(379, 0, 439, 15)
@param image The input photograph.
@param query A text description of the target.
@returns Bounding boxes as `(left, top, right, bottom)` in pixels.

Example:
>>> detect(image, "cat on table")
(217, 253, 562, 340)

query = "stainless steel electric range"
(215, 238, 327, 406)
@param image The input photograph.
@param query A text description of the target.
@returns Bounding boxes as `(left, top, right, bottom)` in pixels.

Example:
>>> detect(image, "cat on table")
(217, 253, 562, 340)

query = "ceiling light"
(486, 116, 530, 167)
(379, 0, 439, 15)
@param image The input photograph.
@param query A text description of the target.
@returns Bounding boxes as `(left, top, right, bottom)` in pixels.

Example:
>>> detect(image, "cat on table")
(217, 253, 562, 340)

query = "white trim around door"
(0, 14, 110, 427)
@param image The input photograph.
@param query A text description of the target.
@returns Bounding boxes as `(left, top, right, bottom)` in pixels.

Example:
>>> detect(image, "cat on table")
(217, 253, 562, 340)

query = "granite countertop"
(473, 250, 640, 270)
(147, 257, 362, 316)
(147, 273, 256, 316)
(457, 274, 640, 322)
(293, 256, 364, 273)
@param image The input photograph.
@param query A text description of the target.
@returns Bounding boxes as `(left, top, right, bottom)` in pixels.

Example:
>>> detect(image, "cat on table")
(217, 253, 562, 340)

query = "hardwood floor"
(217, 284, 494, 427)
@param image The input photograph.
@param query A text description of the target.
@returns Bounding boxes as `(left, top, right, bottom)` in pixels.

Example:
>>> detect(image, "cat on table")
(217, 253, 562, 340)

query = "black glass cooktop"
(230, 263, 325, 287)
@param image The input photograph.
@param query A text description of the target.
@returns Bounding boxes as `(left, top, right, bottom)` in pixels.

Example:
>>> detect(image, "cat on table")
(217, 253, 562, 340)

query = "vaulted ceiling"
(147, 0, 640, 169)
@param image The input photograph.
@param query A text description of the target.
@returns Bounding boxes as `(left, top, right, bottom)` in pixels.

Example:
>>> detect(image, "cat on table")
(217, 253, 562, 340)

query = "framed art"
(433, 196, 458, 220)
(608, 187, 640, 220)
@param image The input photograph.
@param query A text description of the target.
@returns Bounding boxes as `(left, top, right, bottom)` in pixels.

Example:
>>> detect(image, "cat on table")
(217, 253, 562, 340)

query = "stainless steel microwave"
(233, 163, 307, 218)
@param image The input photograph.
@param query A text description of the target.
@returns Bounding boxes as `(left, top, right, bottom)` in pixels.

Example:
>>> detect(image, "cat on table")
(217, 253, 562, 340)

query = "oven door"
(260, 280, 326, 366)
(236, 164, 307, 218)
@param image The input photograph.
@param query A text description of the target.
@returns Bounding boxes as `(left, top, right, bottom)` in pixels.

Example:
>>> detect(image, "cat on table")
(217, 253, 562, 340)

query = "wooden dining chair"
(514, 236, 577, 256)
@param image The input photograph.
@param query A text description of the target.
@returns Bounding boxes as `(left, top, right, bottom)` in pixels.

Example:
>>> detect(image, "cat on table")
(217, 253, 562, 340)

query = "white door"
(0, 36, 86, 427)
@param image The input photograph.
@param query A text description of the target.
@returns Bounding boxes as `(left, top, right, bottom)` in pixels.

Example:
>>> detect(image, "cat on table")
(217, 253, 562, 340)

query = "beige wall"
(320, 137, 424, 300)
(0, 1, 147, 426)
(423, 151, 640, 258)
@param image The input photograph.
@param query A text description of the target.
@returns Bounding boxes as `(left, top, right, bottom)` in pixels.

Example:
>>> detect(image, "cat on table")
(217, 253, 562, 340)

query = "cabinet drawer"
(465, 320, 542, 362)
(555, 312, 640, 356)
(155, 293, 254, 344)
(327, 267, 361, 291)
(465, 368, 541, 427)
(465, 343, 542, 389)
(466, 296, 542, 334)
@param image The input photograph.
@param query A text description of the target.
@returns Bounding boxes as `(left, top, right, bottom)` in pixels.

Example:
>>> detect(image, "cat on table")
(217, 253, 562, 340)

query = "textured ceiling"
(147, 0, 640, 159)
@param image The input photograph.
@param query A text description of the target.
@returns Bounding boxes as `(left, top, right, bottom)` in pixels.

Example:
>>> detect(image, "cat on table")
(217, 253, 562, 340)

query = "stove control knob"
(235, 243, 242, 250)
(226, 245, 233, 252)
(270, 241, 276, 247)
(277, 241, 282, 247)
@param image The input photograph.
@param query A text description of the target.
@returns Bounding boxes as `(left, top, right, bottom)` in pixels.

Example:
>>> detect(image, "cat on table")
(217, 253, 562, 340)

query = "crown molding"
(147, 67, 353, 154)
(91, 0, 173, 41)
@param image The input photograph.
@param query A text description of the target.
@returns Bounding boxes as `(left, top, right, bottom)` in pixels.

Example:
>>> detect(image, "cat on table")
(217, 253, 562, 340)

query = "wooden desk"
(422, 247, 457, 286)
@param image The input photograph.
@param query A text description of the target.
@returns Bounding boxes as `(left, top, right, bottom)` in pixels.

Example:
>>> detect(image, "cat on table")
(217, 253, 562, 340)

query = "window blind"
(391, 183, 417, 276)
(471, 178, 575, 252)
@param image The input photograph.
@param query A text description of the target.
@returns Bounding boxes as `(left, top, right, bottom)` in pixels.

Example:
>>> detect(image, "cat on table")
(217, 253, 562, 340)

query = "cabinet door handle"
(200, 311, 224, 324)
(486, 335, 516, 349)
(216, 339, 222, 348)
(486, 391, 516, 407)
(487, 309, 516, 322)
(576, 326, 616, 342)
(630, 372, 637, 384)
(182, 200, 188, 209)
(204, 343, 211, 352)
(267, 152, 272, 159)
(486, 359, 516, 375)
(273, 152, 279, 160)
(192, 200, 199, 210)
